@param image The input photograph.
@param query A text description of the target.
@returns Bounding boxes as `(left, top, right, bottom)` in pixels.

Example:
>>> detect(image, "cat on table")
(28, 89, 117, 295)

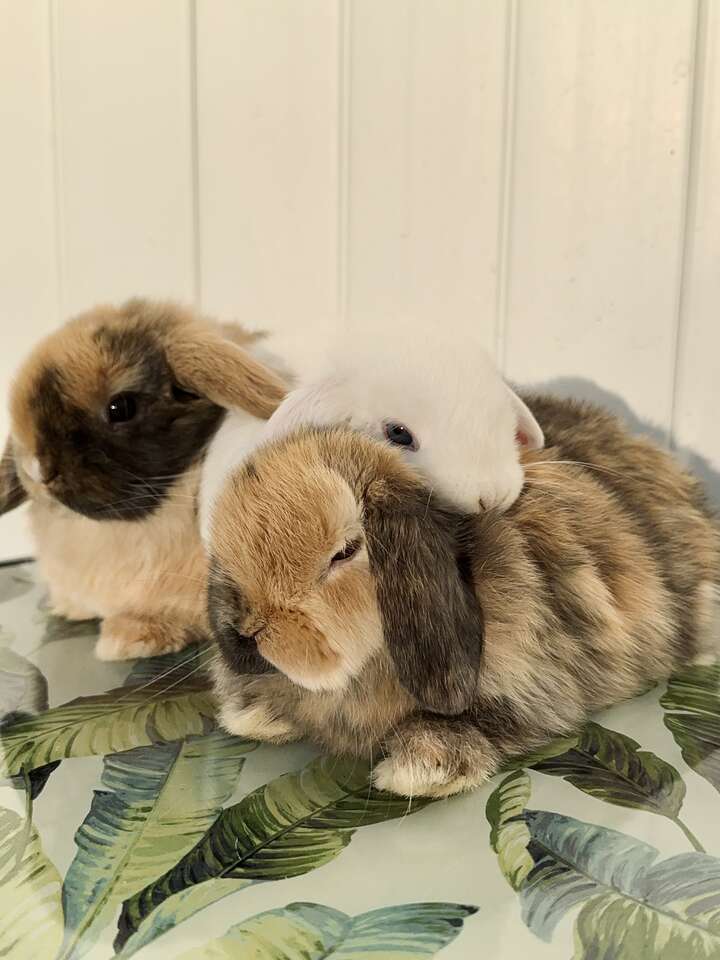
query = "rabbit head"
(262, 329, 544, 513)
(1, 298, 286, 521)
(208, 426, 483, 714)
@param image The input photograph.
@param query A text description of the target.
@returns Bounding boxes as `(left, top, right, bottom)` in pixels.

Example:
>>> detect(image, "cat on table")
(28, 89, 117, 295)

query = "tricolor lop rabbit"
(207, 395, 720, 797)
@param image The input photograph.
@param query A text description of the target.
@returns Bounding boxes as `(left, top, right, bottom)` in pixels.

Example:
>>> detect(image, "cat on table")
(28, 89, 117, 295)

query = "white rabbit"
(200, 322, 543, 537)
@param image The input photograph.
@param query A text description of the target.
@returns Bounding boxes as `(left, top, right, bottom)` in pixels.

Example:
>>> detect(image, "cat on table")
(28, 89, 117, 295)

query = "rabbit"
(206, 394, 720, 797)
(199, 323, 544, 539)
(0, 298, 287, 661)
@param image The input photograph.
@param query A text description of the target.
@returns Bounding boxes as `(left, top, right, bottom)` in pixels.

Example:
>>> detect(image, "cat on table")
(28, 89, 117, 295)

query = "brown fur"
(2, 298, 287, 659)
(209, 396, 720, 797)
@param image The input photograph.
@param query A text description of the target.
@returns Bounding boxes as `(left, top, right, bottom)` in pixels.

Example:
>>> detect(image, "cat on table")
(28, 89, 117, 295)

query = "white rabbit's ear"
(508, 389, 544, 451)
(265, 378, 347, 441)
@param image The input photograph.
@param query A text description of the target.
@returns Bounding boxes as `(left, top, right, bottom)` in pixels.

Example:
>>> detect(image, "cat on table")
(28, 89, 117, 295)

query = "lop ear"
(1, 440, 28, 515)
(165, 324, 287, 420)
(507, 388, 544, 451)
(364, 482, 483, 715)
(264, 378, 346, 442)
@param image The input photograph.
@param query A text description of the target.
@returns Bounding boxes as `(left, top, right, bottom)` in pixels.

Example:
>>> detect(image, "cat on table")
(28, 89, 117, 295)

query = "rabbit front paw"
(218, 700, 301, 743)
(373, 719, 501, 798)
(95, 614, 194, 661)
(48, 594, 96, 621)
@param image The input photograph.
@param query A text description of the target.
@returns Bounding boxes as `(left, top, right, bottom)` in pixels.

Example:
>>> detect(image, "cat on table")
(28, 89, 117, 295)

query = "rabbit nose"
(237, 626, 263, 644)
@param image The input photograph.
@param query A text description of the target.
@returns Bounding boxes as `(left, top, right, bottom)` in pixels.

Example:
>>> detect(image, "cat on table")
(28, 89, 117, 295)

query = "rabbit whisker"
(140, 656, 213, 704)
(113, 645, 215, 702)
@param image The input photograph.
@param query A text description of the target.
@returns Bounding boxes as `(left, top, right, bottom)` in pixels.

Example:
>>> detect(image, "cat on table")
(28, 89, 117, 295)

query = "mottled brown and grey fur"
(0, 298, 287, 660)
(209, 395, 720, 797)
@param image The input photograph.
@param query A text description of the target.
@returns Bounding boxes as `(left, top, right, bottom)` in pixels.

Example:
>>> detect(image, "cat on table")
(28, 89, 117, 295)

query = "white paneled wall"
(1, 0, 719, 559)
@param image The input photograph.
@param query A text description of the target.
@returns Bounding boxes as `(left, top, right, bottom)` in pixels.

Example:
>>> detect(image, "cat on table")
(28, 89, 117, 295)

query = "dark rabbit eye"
(172, 384, 200, 403)
(331, 538, 361, 565)
(383, 421, 418, 450)
(107, 392, 137, 424)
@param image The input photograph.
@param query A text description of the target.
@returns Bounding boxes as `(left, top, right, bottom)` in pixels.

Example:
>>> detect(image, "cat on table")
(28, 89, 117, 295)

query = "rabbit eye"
(107, 392, 137, 424)
(383, 421, 418, 450)
(331, 538, 361, 565)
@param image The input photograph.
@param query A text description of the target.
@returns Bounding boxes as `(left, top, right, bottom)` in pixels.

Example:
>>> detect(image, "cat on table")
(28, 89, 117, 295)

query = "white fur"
(200, 410, 267, 543)
(26, 457, 42, 484)
(263, 324, 543, 513)
(218, 702, 299, 742)
(200, 323, 543, 539)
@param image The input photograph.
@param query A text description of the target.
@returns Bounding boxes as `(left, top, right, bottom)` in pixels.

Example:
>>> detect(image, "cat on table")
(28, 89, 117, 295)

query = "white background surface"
(1, 0, 719, 560)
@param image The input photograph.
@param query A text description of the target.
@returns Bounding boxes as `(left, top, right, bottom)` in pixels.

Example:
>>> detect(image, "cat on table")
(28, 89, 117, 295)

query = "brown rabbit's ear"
(364, 482, 482, 715)
(1, 440, 28, 515)
(165, 325, 287, 420)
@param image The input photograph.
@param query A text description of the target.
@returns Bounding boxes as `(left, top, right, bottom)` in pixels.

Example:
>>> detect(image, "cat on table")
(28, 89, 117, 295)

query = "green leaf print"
(174, 901, 478, 960)
(0, 806, 63, 960)
(0, 648, 59, 799)
(116, 879, 251, 959)
(116, 755, 435, 953)
(662, 662, 720, 794)
(486, 770, 534, 891)
(520, 810, 720, 958)
(0, 646, 49, 719)
(58, 730, 251, 960)
(0, 679, 215, 775)
(527, 721, 704, 850)
(531, 722, 685, 814)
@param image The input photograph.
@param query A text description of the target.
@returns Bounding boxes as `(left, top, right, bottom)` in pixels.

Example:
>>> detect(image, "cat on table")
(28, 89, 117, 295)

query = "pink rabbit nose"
(237, 626, 264, 644)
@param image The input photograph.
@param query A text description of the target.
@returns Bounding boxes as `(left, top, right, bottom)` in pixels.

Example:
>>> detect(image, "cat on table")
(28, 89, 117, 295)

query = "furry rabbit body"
(208, 395, 720, 797)
(0, 299, 287, 660)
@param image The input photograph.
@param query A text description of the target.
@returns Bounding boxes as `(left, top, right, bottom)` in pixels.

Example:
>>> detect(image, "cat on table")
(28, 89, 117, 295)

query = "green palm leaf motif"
(0, 678, 214, 775)
(0, 648, 59, 799)
(116, 879, 251, 959)
(486, 770, 533, 890)
(55, 644, 234, 960)
(0, 646, 49, 719)
(116, 755, 434, 953)
(662, 662, 720, 793)
(174, 901, 477, 960)
(527, 721, 704, 850)
(0, 806, 63, 960)
(505, 808, 720, 958)
(58, 730, 251, 960)
(531, 722, 685, 814)
(124, 643, 212, 687)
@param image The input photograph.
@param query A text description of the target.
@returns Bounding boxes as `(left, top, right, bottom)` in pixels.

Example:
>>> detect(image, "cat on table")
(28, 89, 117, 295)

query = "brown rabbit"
(207, 395, 720, 797)
(0, 298, 287, 660)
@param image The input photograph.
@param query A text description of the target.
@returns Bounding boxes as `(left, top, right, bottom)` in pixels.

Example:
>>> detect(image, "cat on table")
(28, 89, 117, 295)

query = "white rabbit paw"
(218, 701, 301, 744)
(373, 724, 499, 798)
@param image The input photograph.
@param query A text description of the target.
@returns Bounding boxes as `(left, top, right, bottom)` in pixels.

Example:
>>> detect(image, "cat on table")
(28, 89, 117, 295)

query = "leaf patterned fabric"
(1, 561, 720, 959)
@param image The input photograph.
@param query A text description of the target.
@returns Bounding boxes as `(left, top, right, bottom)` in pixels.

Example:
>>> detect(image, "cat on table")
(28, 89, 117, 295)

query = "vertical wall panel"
(196, 0, 339, 341)
(673, 1, 720, 494)
(53, 0, 196, 315)
(0, 0, 58, 558)
(346, 0, 508, 347)
(503, 0, 696, 434)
